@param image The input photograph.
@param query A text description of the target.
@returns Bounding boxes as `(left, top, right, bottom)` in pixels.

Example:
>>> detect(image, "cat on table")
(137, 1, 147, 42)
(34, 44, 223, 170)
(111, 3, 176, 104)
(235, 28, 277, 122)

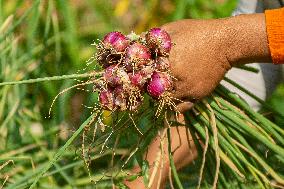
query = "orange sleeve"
(265, 8, 284, 64)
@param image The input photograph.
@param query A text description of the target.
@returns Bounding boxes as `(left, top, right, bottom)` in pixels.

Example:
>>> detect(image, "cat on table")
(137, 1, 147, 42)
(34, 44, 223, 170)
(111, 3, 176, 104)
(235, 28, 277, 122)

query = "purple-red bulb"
(103, 31, 129, 53)
(124, 42, 151, 71)
(99, 89, 116, 111)
(104, 65, 130, 87)
(147, 71, 173, 98)
(146, 28, 172, 56)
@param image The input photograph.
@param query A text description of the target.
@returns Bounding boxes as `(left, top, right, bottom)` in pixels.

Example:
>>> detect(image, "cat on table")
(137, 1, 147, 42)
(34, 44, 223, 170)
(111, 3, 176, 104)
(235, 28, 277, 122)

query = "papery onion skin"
(104, 65, 130, 87)
(124, 42, 151, 71)
(103, 31, 130, 53)
(146, 28, 172, 56)
(113, 85, 127, 111)
(99, 89, 116, 111)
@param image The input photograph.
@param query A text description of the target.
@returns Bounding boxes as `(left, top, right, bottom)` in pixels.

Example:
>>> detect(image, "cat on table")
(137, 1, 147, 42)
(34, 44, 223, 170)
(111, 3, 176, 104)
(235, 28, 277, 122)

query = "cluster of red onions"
(94, 28, 174, 112)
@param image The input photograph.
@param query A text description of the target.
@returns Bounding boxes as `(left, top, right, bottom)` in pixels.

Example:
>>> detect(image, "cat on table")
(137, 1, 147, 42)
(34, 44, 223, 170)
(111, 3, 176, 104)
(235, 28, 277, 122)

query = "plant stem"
(0, 73, 101, 86)
(223, 77, 284, 118)
(167, 128, 184, 189)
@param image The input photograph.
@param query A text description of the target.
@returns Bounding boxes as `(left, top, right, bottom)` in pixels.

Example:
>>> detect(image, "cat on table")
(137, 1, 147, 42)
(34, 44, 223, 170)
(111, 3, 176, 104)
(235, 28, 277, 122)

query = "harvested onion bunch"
(93, 28, 176, 115)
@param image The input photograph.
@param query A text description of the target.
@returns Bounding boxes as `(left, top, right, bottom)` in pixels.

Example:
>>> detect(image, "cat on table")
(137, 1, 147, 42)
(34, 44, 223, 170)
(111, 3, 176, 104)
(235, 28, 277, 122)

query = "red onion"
(146, 28, 172, 56)
(96, 32, 130, 68)
(94, 29, 175, 112)
(99, 89, 115, 110)
(128, 66, 154, 89)
(124, 42, 151, 71)
(147, 71, 173, 98)
(104, 65, 130, 87)
(103, 31, 129, 53)
(128, 72, 144, 88)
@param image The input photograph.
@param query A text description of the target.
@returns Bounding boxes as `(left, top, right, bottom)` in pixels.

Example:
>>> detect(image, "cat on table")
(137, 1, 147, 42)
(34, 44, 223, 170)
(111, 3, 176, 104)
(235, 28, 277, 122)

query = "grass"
(1, 0, 284, 189)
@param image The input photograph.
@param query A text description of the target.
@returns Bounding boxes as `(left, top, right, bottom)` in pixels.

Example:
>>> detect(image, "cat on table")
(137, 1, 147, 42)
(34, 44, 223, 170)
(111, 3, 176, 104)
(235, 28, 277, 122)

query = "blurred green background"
(0, 0, 283, 188)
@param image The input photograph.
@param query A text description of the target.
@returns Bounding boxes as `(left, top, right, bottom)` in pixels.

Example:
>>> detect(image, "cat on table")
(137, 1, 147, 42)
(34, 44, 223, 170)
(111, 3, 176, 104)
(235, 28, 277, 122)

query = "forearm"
(224, 13, 272, 66)
(125, 126, 197, 189)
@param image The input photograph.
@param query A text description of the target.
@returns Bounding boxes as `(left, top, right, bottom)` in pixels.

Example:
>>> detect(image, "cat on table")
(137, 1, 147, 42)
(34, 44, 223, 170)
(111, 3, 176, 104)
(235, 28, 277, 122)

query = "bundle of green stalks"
(184, 82, 284, 189)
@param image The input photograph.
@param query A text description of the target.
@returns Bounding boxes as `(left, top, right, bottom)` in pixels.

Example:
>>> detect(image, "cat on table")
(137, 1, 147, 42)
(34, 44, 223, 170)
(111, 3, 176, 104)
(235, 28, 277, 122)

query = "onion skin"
(129, 72, 144, 88)
(113, 85, 127, 111)
(103, 31, 129, 53)
(99, 89, 116, 111)
(104, 65, 121, 86)
(128, 66, 154, 89)
(146, 28, 172, 56)
(124, 42, 151, 71)
(104, 65, 130, 87)
(147, 71, 173, 98)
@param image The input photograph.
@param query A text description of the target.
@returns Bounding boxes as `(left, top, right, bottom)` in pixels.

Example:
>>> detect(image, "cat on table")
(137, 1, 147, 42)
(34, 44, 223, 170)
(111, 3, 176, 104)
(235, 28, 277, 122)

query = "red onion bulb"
(146, 28, 172, 56)
(103, 31, 129, 53)
(99, 89, 115, 110)
(104, 65, 130, 87)
(124, 42, 151, 71)
(147, 71, 173, 98)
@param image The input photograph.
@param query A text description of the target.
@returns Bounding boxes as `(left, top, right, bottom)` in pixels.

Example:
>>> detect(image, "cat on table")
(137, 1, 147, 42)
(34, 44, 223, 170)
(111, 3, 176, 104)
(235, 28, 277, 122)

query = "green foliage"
(267, 84, 284, 127)
(171, 0, 237, 20)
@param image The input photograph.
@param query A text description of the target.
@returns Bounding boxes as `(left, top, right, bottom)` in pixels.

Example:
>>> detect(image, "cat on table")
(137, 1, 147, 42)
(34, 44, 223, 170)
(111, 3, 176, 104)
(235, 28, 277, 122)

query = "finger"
(177, 101, 194, 113)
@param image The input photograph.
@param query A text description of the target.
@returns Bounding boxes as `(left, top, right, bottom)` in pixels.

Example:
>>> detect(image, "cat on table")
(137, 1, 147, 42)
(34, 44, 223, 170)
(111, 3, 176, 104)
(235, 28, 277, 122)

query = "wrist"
(223, 13, 272, 66)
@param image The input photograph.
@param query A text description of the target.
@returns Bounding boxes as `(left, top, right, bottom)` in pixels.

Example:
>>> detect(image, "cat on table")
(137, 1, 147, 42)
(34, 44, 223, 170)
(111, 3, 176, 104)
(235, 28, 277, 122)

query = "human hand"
(162, 19, 232, 102)
(162, 14, 270, 109)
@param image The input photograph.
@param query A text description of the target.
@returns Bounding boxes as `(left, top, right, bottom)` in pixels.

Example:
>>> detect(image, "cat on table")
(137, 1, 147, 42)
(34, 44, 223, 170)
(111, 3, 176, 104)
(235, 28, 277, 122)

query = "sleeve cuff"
(265, 8, 284, 64)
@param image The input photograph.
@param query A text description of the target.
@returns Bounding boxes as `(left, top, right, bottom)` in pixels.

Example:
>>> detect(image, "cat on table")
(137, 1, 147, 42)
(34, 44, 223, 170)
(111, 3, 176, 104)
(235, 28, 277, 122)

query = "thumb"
(176, 101, 194, 113)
